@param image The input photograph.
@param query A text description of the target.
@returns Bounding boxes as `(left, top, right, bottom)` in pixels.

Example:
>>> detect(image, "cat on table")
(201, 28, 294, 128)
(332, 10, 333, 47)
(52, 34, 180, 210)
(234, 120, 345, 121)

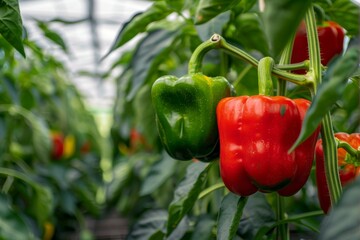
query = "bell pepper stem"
(305, 6, 342, 207)
(277, 33, 295, 96)
(336, 139, 360, 160)
(258, 57, 274, 96)
(188, 34, 223, 74)
(217, 36, 312, 87)
(276, 194, 289, 240)
(188, 34, 313, 88)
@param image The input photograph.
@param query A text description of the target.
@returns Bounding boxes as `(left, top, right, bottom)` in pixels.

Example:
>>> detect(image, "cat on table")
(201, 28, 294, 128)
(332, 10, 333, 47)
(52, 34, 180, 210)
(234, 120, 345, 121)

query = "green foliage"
(292, 47, 360, 150)
(217, 193, 247, 240)
(0, 0, 25, 57)
(318, 177, 360, 239)
(0, 11, 104, 238)
(262, 0, 312, 58)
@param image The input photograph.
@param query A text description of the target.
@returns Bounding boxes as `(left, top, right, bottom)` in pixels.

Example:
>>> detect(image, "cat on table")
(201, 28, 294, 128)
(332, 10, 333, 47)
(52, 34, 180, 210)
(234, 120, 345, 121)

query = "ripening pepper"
(316, 132, 360, 213)
(151, 73, 233, 161)
(217, 96, 320, 196)
(50, 131, 64, 160)
(291, 21, 345, 74)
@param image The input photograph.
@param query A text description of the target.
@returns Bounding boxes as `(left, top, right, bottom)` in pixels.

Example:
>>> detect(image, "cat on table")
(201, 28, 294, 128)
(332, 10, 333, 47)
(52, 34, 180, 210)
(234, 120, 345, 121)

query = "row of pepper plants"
(108, 0, 360, 239)
(0, 1, 104, 239)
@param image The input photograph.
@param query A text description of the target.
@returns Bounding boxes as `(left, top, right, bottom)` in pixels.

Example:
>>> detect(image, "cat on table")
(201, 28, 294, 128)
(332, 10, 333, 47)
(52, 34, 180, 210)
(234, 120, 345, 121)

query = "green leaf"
(195, 0, 238, 24)
(28, 185, 54, 226)
(237, 193, 276, 239)
(31, 117, 51, 162)
(323, 0, 359, 36)
(217, 193, 247, 240)
(262, 0, 311, 58)
(105, 1, 172, 57)
(318, 177, 360, 240)
(2, 105, 51, 162)
(19, 88, 36, 110)
(127, 210, 167, 240)
(0, 0, 25, 57)
(127, 29, 181, 100)
(167, 161, 212, 235)
(191, 214, 215, 240)
(0, 194, 36, 240)
(140, 152, 176, 196)
(36, 20, 68, 53)
(233, 13, 269, 55)
(291, 47, 360, 151)
(165, 0, 184, 12)
(195, 11, 230, 41)
(133, 84, 159, 148)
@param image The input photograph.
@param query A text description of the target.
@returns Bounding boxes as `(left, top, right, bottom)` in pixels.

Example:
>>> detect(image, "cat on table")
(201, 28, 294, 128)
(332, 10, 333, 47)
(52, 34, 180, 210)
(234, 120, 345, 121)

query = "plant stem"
(305, 6, 342, 207)
(188, 34, 312, 88)
(198, 182, 225, 199)
(218, 37, 311, 86)
(258, 57, 274, 95)
(277, 33, 296, 96)
(188, 34, 223, 74)
(276, 194, 289, 240)
(336, 139, 360, 159)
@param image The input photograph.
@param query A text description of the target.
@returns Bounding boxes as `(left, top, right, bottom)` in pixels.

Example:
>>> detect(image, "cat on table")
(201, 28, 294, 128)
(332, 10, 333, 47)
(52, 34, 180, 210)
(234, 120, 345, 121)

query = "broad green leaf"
(133, 84, 159, 148)
(31, 117, 51, 162)
(262, 0, 311, 58)
(233, 13, 269, 55)
(195, 0, 238, 24)
(217, 193, 247, 240)
(28, 185, 54, 226)
(140, 152, 176, 196)
(127, 210, 167, 240)
(332, 79, 360, 132)
(318, 177, 360, 240)
(167, 161, 212, 235)
(165, 0, 184, 12)
(0, 194, 37, 240)
(1, 104, 51, 162)
(195, 11, 230, 41)
(72, 183, 102, 216)
(323, 0, 359, 36)
(237, 193, 276, 239)
(291, 47, 360, 150)
(36, 20, 68, 53)
(0, 0, 25, 57)
(105, 1, 172, 57)
(191, 214, 215, 240)
(19, 88, 36, 110)
(127, 29, 181, 100)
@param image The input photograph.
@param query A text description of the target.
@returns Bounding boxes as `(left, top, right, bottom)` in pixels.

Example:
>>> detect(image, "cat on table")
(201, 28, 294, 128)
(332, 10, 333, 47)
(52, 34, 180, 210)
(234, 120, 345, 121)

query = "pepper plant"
(106, 0, 360, 239)
(0, 1, 105, 239)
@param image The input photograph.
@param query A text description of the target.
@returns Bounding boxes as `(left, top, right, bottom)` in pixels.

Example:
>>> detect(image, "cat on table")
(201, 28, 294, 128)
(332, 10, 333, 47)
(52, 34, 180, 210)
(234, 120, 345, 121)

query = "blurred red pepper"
(50, 132, 64, 160)
(291, 21, 345, 74)
(315, 132, 360, 213)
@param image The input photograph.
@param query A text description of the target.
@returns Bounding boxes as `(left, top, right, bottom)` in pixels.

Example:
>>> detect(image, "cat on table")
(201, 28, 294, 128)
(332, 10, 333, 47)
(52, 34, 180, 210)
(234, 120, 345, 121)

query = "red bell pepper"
(291, 21, 345, 74)
(217, 96, 319, 196)
(315, 132, 360, 213)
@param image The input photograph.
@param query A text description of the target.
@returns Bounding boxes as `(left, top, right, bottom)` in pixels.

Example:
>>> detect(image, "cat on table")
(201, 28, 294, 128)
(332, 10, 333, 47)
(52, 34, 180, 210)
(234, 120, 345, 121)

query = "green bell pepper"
(151, 73, 233, 161)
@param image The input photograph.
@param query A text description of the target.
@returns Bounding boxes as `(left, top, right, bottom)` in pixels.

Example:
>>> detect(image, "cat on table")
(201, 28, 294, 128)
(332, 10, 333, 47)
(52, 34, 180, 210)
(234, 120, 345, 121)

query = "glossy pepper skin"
(291, 21, 345, 74)
(217, 96, 319, 196)
(316, 133, 360, 213)
(151, 73, 233, 161)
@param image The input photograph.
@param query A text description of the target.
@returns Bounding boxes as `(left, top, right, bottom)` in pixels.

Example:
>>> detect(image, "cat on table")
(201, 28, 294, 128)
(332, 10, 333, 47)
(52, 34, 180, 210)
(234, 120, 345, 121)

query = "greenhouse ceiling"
(19, 0, 152, 111)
